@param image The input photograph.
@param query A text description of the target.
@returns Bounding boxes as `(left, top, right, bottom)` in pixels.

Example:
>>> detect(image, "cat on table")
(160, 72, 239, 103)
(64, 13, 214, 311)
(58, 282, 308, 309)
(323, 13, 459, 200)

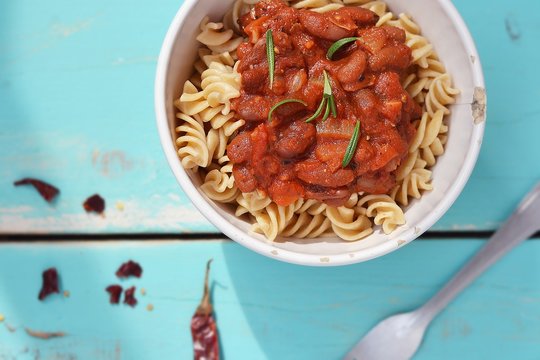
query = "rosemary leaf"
(266, 29, 275, 89)
(268, 99, 307, 123)
(326, 37, 360, 60)
(305, 97, 327, 123)
(342, 120, 361, 168)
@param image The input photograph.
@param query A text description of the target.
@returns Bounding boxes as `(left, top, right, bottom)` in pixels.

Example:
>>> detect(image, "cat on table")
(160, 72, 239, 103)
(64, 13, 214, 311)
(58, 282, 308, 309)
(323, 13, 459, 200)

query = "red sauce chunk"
(228, 0, 422, 207)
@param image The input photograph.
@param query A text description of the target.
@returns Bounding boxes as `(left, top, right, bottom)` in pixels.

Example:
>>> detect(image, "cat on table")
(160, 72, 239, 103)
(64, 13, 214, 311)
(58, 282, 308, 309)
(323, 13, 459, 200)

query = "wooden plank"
(0, 240, 538, 359)
(1, 0, 540, 233)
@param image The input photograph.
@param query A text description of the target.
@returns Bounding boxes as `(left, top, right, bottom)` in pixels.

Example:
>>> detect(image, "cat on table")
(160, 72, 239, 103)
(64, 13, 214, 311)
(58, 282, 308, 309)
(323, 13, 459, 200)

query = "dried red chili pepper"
(83, 194, 105, 214)
(124, 286, 137, 307)
(191, 259, 219, 360)
(14, 178, 59, 203)
(38, 268, 60, 301)
(116, 260, 142, 279)
(106, 285, 123, 304)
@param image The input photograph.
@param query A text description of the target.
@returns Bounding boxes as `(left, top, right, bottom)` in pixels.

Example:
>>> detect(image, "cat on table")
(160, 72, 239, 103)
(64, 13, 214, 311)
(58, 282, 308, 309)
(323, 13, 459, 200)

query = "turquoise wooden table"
(1, 0, 539, 359)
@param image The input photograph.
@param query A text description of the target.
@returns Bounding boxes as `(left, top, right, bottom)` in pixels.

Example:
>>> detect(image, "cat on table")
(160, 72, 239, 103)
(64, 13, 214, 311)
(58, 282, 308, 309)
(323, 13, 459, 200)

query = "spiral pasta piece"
(235, 190, 273, 217)
(326, 206, 373, 241)
(197, 17, 244, 54)
(281, 213, 332, 238)
(425, 74, 459, 116)
(199, 106, 245, 137)
(175, 113, 210, 170)
(291, 0, 343, 12)
(224, 0, 252, 33)
(176, 81, 209, 116)
(391, 168, 433, 206)
(201, 167, 240, 203)
(252, 202, 300, 241)
(295, 199, 328, 215)
(357, 195, 405, 234)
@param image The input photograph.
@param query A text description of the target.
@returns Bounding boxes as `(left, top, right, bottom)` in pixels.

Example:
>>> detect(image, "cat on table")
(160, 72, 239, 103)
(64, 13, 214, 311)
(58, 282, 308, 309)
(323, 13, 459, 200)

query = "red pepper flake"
(115, 260, 143, 279)
(38, 268, 60, 301)
(83, 194, 105, 214)
(191, 260, 219, 360)
(25, 328, 66, 340)
(106, 285, 123, 304)
(124, 286, 137, 307)
(14, 178, 59, 203)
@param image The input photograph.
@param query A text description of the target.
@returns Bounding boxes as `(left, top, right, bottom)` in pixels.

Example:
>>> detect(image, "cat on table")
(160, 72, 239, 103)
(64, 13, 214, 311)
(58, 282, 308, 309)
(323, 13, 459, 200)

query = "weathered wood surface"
(1, 0, 540, 233)
(0, 240, 538, 359)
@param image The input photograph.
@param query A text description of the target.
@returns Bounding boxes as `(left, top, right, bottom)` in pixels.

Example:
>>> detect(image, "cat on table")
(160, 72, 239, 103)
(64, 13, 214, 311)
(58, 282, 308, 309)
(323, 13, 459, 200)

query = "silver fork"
(345, 182, 540, 360)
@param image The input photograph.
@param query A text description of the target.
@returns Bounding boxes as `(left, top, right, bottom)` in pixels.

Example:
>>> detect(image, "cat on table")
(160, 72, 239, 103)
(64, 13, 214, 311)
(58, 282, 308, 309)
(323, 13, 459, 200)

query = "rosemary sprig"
(326, 37, 360, 60)
(266, 29, 275, 89)
(328, 95, 337, 117)
(321, 99, 331, 122)
(323, 70, 332, 97)
(342, 120, 361, 168)
(305, 97, 327, 123)
(268, 99, 307, 123)
(306, 70, 337, 123)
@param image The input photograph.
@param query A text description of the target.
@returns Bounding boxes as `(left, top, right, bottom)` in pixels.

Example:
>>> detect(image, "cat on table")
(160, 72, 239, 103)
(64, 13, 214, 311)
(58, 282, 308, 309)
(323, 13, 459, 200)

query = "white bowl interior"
(156, 0, 485, 265)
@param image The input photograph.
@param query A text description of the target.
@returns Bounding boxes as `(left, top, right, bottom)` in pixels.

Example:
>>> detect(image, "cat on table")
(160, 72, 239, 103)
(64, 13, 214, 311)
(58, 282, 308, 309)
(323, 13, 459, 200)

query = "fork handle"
(415, 183, 540, 325)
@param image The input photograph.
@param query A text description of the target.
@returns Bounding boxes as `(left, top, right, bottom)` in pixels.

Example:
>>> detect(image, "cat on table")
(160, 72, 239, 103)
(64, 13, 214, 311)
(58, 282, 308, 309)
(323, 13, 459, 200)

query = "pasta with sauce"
(174, 0, 459, 242)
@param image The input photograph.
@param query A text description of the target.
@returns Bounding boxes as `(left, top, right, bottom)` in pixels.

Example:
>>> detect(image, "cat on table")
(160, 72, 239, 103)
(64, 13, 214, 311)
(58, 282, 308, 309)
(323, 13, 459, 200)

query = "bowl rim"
(154, 0, 486, 266)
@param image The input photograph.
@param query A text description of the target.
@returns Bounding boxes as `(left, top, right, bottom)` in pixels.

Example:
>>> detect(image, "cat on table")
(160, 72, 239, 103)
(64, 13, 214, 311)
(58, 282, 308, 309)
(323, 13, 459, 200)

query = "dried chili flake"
(38, 268, 60, 301)
(191, 260, 219, 360)
(116, 260, 142, 279)
(124, 286, 137, 307)
(83, 194, 105, 214)
(106, 285, 123, 304)
(14, 178, 59, 203)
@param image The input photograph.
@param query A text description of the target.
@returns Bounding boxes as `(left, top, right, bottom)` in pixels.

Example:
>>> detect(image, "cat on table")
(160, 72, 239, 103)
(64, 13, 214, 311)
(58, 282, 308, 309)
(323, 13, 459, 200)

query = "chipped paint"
(93, 151, 134, 178)
(112, 56, 158, 66)
(348, 253, 355, 258)
(320, 257, 330, 263)
(92, 149, 100, 166)
(0, 201, 208, 233)
(0, 206, 33, 214)
(414, 227, 421, 235)
(472, 87, 487, 124)
(270, 250, 278, 256)
(470, 55, 476, 64)
(397, 240, 406, 246)
(51, 18, 95, 38)
(168, 193, 182, 202)
(451, 224, 479, 231)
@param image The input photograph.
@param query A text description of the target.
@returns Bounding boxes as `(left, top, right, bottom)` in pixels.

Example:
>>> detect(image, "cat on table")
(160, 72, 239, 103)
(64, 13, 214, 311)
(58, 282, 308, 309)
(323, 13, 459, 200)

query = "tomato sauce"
(227, 0, 422, 207)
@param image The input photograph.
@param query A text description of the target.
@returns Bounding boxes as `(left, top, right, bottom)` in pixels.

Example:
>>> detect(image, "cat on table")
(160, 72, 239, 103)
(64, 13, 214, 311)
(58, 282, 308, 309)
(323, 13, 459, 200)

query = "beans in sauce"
(227, 0, 422, 207)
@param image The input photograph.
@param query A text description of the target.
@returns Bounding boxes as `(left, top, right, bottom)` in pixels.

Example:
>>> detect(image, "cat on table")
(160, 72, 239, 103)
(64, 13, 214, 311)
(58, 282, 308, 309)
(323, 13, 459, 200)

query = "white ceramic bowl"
(155, 0, 486, 266)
